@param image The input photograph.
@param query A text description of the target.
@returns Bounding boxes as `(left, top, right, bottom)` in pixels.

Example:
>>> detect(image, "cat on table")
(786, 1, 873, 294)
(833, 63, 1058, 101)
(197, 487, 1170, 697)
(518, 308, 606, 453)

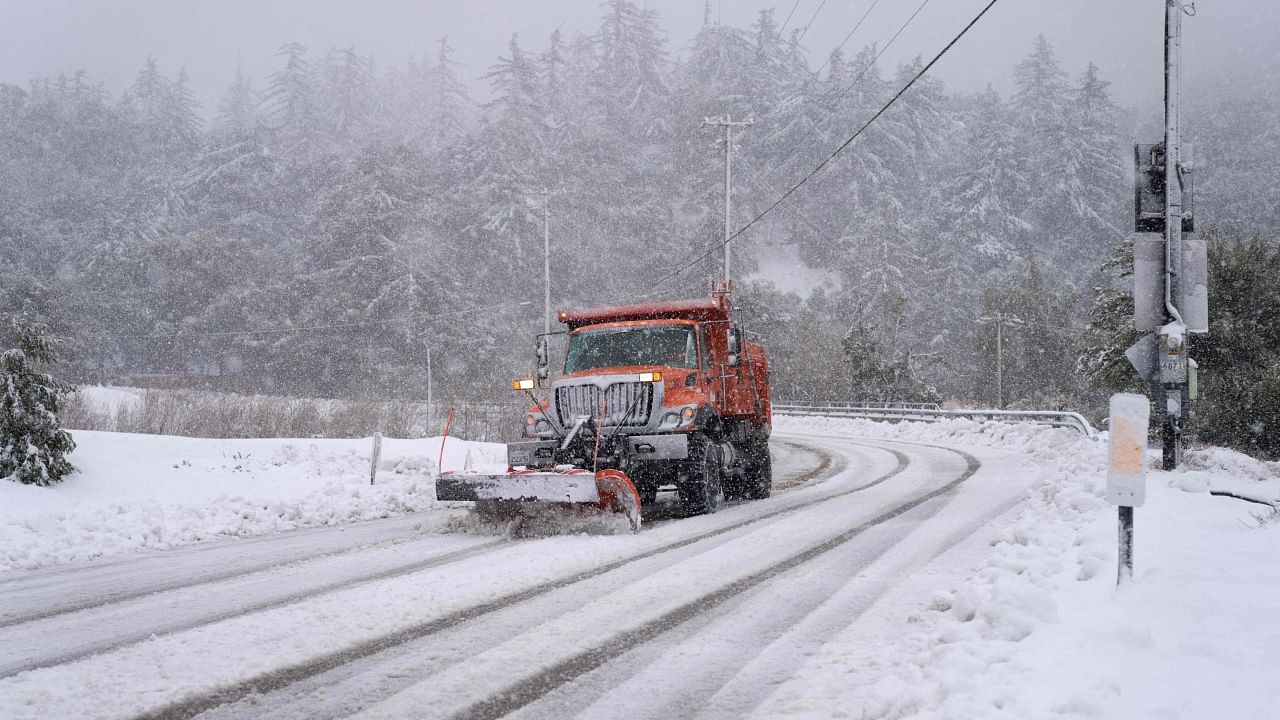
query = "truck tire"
(743, 436, 772, 500)
(678, 442, 723, 516)
(638, 483, 659, 506)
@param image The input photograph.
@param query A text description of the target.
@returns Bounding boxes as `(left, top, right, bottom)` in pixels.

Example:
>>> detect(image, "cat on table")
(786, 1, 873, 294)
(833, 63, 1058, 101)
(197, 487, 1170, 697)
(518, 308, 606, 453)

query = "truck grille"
(556, 382, 654, 427)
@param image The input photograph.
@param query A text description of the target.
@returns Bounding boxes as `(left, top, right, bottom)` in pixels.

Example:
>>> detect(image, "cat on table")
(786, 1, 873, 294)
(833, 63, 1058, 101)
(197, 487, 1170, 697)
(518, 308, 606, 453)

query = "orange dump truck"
(436, 291, 772, 530)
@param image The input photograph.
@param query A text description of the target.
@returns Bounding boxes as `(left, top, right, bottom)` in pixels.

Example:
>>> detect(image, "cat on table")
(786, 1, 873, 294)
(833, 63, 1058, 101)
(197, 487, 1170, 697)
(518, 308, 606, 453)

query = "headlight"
(658, 404, 699, 429)
(525, 414, 554, 436)
(525, 414, 553, 437)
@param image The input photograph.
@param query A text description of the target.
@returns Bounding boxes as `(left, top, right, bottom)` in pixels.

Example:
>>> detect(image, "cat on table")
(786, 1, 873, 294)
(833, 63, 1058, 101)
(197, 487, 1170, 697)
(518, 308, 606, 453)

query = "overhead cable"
(650, 0, 1003, 290)
(770, 0, 932, 182)
(777, 0, 803, 34)
(794, 0, 830, 44)
(811, 0, 886, 79)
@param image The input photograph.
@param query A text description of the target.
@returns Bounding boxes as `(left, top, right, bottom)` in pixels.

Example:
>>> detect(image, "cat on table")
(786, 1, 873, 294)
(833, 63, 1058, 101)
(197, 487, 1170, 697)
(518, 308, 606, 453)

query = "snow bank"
(0, 430, 504, 571)
(766, 415, 1280, 720)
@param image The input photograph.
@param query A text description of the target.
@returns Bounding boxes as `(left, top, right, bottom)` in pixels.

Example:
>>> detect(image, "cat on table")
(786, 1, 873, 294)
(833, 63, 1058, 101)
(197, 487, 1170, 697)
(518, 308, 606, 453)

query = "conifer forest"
(1, 2, 1277, 450)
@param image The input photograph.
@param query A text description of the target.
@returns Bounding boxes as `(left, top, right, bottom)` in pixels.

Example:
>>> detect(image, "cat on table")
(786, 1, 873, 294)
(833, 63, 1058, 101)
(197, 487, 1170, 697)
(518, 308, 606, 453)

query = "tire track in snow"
(422, 441, 980, 720)
(0, 536, 508, 678)
(137, 440, 883, 720)
(0, 515, 466, 628)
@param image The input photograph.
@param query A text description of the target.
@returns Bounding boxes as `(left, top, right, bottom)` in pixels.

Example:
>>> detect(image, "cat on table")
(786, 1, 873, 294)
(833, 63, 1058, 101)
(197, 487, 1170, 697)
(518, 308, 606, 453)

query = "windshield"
(564, 325, 697, 373)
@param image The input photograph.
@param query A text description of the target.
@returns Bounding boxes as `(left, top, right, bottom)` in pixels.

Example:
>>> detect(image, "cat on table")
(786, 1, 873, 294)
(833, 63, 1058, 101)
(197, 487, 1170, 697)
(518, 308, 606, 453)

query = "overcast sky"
(1, 0, 1276, 118)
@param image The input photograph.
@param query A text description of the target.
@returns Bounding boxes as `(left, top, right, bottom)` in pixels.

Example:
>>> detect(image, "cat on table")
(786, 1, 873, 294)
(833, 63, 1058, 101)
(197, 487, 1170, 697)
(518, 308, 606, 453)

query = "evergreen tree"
(1192, 231, 1280, 458)
(214, 66, 260, 137)
(424, 36, 470, 150)
(121, 58, 201, 156)
(1010, 36, 1071, 261)
(1085, 229, 1280, 458)
(317, 46, 375, 142)
(590, 0, 670, 138)
(840, 295, 941, 404)
(938, 87, 1029, 267)
(0, 317, 75, 486)
(262, 43, 316, 146)
(1078, 237, 1142, 398)
(975, 261, 1083, 407)
(1061, 62, 1125, 265)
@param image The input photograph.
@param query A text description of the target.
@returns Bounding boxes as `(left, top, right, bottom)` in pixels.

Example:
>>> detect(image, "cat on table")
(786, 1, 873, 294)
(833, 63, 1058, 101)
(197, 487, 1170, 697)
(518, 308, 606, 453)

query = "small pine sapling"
(0, 318, 76, 486)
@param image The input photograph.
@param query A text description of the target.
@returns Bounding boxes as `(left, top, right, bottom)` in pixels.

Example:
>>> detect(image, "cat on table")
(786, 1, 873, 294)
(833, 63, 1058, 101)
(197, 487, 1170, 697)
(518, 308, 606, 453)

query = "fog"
(3, 0, 1276, 116)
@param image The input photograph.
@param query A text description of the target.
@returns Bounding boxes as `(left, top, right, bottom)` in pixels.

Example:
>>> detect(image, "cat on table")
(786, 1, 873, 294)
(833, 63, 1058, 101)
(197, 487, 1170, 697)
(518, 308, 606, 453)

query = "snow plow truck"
(435, 289, 772, 531)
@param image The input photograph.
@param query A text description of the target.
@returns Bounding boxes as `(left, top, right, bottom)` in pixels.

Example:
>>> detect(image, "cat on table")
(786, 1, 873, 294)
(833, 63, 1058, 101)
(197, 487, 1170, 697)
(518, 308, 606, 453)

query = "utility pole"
(996, 313, 1003, 409)
(542, 187, 551, 336)
(1160, 0, 1186, 470)
(425, 344, 433, 436)
(702, 115, 753, 284)
(1130, 0, 1204, 472)
(977, 311, 1022, 409)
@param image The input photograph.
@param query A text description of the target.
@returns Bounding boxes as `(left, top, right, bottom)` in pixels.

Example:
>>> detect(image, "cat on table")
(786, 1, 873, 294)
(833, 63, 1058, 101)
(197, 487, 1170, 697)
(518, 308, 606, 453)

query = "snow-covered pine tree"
(262, 43, 317, 148)
(317, 46, 374, 143)
(424, 37, 470, 151)
(591, 0, 670, 137)
(1060, 62, 1125, 269)
(0, 317, 75, 486)
(1010, 35, 1071, 260)
(1078, 237, 1141, 396)
(974, 261, 1084, 407)
(214, 66, 260, 138)
(933, 87, 1030, 305)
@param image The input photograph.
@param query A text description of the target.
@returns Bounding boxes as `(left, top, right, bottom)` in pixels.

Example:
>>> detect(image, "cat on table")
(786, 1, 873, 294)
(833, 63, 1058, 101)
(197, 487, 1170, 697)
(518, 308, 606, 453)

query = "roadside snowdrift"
(767, 415, 1280, 720)
(0, 430, 504, 571)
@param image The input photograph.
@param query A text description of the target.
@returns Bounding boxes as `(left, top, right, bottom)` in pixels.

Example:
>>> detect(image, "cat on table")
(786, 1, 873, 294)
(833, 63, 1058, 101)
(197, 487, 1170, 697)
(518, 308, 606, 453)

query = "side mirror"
(536, 336, 549, 380)
(727, 327, 741, 368)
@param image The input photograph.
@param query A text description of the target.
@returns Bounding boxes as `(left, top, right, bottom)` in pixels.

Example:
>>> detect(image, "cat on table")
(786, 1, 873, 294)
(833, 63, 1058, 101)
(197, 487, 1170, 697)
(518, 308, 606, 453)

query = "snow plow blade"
(436, 468, 642, 532)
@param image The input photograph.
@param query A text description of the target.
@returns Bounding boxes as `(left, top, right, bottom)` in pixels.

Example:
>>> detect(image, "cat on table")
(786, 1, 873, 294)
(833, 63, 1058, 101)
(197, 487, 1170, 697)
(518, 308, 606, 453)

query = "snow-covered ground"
(2, 415, 1277, 719)
(0, 430, 504, 571)
(762, 416, 1280, 720)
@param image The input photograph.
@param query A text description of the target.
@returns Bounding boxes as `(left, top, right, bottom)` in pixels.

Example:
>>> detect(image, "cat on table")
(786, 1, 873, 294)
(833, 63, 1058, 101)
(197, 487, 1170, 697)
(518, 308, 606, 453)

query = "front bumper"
(508, 432, 690, 468)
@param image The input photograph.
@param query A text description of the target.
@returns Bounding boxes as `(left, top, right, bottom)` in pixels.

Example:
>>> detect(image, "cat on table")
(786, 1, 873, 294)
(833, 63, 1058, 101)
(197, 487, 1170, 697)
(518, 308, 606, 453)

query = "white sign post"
(1107, 393, 1150, 584)
(370, 432, 383, 486)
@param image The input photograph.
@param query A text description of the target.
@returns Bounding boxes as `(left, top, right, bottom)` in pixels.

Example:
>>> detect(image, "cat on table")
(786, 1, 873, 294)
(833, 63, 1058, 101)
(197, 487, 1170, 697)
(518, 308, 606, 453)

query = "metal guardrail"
(774, 403, 1099, 438)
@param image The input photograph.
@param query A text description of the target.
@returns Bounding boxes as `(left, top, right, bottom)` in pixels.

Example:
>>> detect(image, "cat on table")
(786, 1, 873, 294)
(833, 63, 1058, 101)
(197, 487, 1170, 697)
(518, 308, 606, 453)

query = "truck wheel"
(679, 443, 723, 516)
(639, 484, 658, 506)
(743, 437, 773, 500)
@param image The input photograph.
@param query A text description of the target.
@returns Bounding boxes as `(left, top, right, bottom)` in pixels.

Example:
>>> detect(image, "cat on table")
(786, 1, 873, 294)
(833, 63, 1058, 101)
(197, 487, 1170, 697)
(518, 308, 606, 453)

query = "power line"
(811, 0, 885, 79)
(777, 0, 803, 34)
(650, 0, 1002, 291)
(794, 0, 830, 44)
(769, 0, 932, 183)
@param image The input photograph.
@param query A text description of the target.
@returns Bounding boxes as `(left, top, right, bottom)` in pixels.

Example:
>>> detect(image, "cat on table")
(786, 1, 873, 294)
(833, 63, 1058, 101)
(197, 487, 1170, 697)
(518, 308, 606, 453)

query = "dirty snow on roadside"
(765, 415, 1280, 720)
(0, 430, 504, 571)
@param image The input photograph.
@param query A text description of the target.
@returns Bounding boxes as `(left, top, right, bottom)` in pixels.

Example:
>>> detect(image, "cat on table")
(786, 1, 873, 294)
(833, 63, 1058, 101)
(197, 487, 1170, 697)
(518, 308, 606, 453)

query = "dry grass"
(62, 388, 523, 442)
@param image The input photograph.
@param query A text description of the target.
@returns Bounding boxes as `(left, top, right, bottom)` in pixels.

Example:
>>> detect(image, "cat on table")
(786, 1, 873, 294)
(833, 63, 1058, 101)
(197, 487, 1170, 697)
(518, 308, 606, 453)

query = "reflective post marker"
(1107, 393, 1150, 584)
(370, 432, 383, 486)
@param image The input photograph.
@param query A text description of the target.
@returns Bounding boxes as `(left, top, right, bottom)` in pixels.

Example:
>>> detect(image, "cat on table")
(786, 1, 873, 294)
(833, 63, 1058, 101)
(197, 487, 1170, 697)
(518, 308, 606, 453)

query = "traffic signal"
(1134, 143, 1194, 234)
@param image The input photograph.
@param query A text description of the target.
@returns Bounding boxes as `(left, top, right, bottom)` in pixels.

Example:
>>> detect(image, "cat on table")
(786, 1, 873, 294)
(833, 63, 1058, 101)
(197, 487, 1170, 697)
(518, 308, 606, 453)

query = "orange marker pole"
(438, 408, 455, 475)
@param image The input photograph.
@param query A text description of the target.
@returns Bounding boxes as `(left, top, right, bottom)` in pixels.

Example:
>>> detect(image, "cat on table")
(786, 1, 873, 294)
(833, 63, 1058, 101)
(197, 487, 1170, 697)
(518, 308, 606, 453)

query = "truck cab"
(511, 294, 772, 515)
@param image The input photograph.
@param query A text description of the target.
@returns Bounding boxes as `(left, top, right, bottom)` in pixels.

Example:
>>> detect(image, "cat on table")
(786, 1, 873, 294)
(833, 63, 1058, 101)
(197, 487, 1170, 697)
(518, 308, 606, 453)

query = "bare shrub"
(67, 387, 518, 440)
(60, 391, 114, 432)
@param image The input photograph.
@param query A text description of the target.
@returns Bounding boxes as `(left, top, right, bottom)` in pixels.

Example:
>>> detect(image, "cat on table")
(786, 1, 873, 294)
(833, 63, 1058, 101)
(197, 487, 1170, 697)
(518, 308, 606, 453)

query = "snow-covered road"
(0, 430, 1034, 720)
